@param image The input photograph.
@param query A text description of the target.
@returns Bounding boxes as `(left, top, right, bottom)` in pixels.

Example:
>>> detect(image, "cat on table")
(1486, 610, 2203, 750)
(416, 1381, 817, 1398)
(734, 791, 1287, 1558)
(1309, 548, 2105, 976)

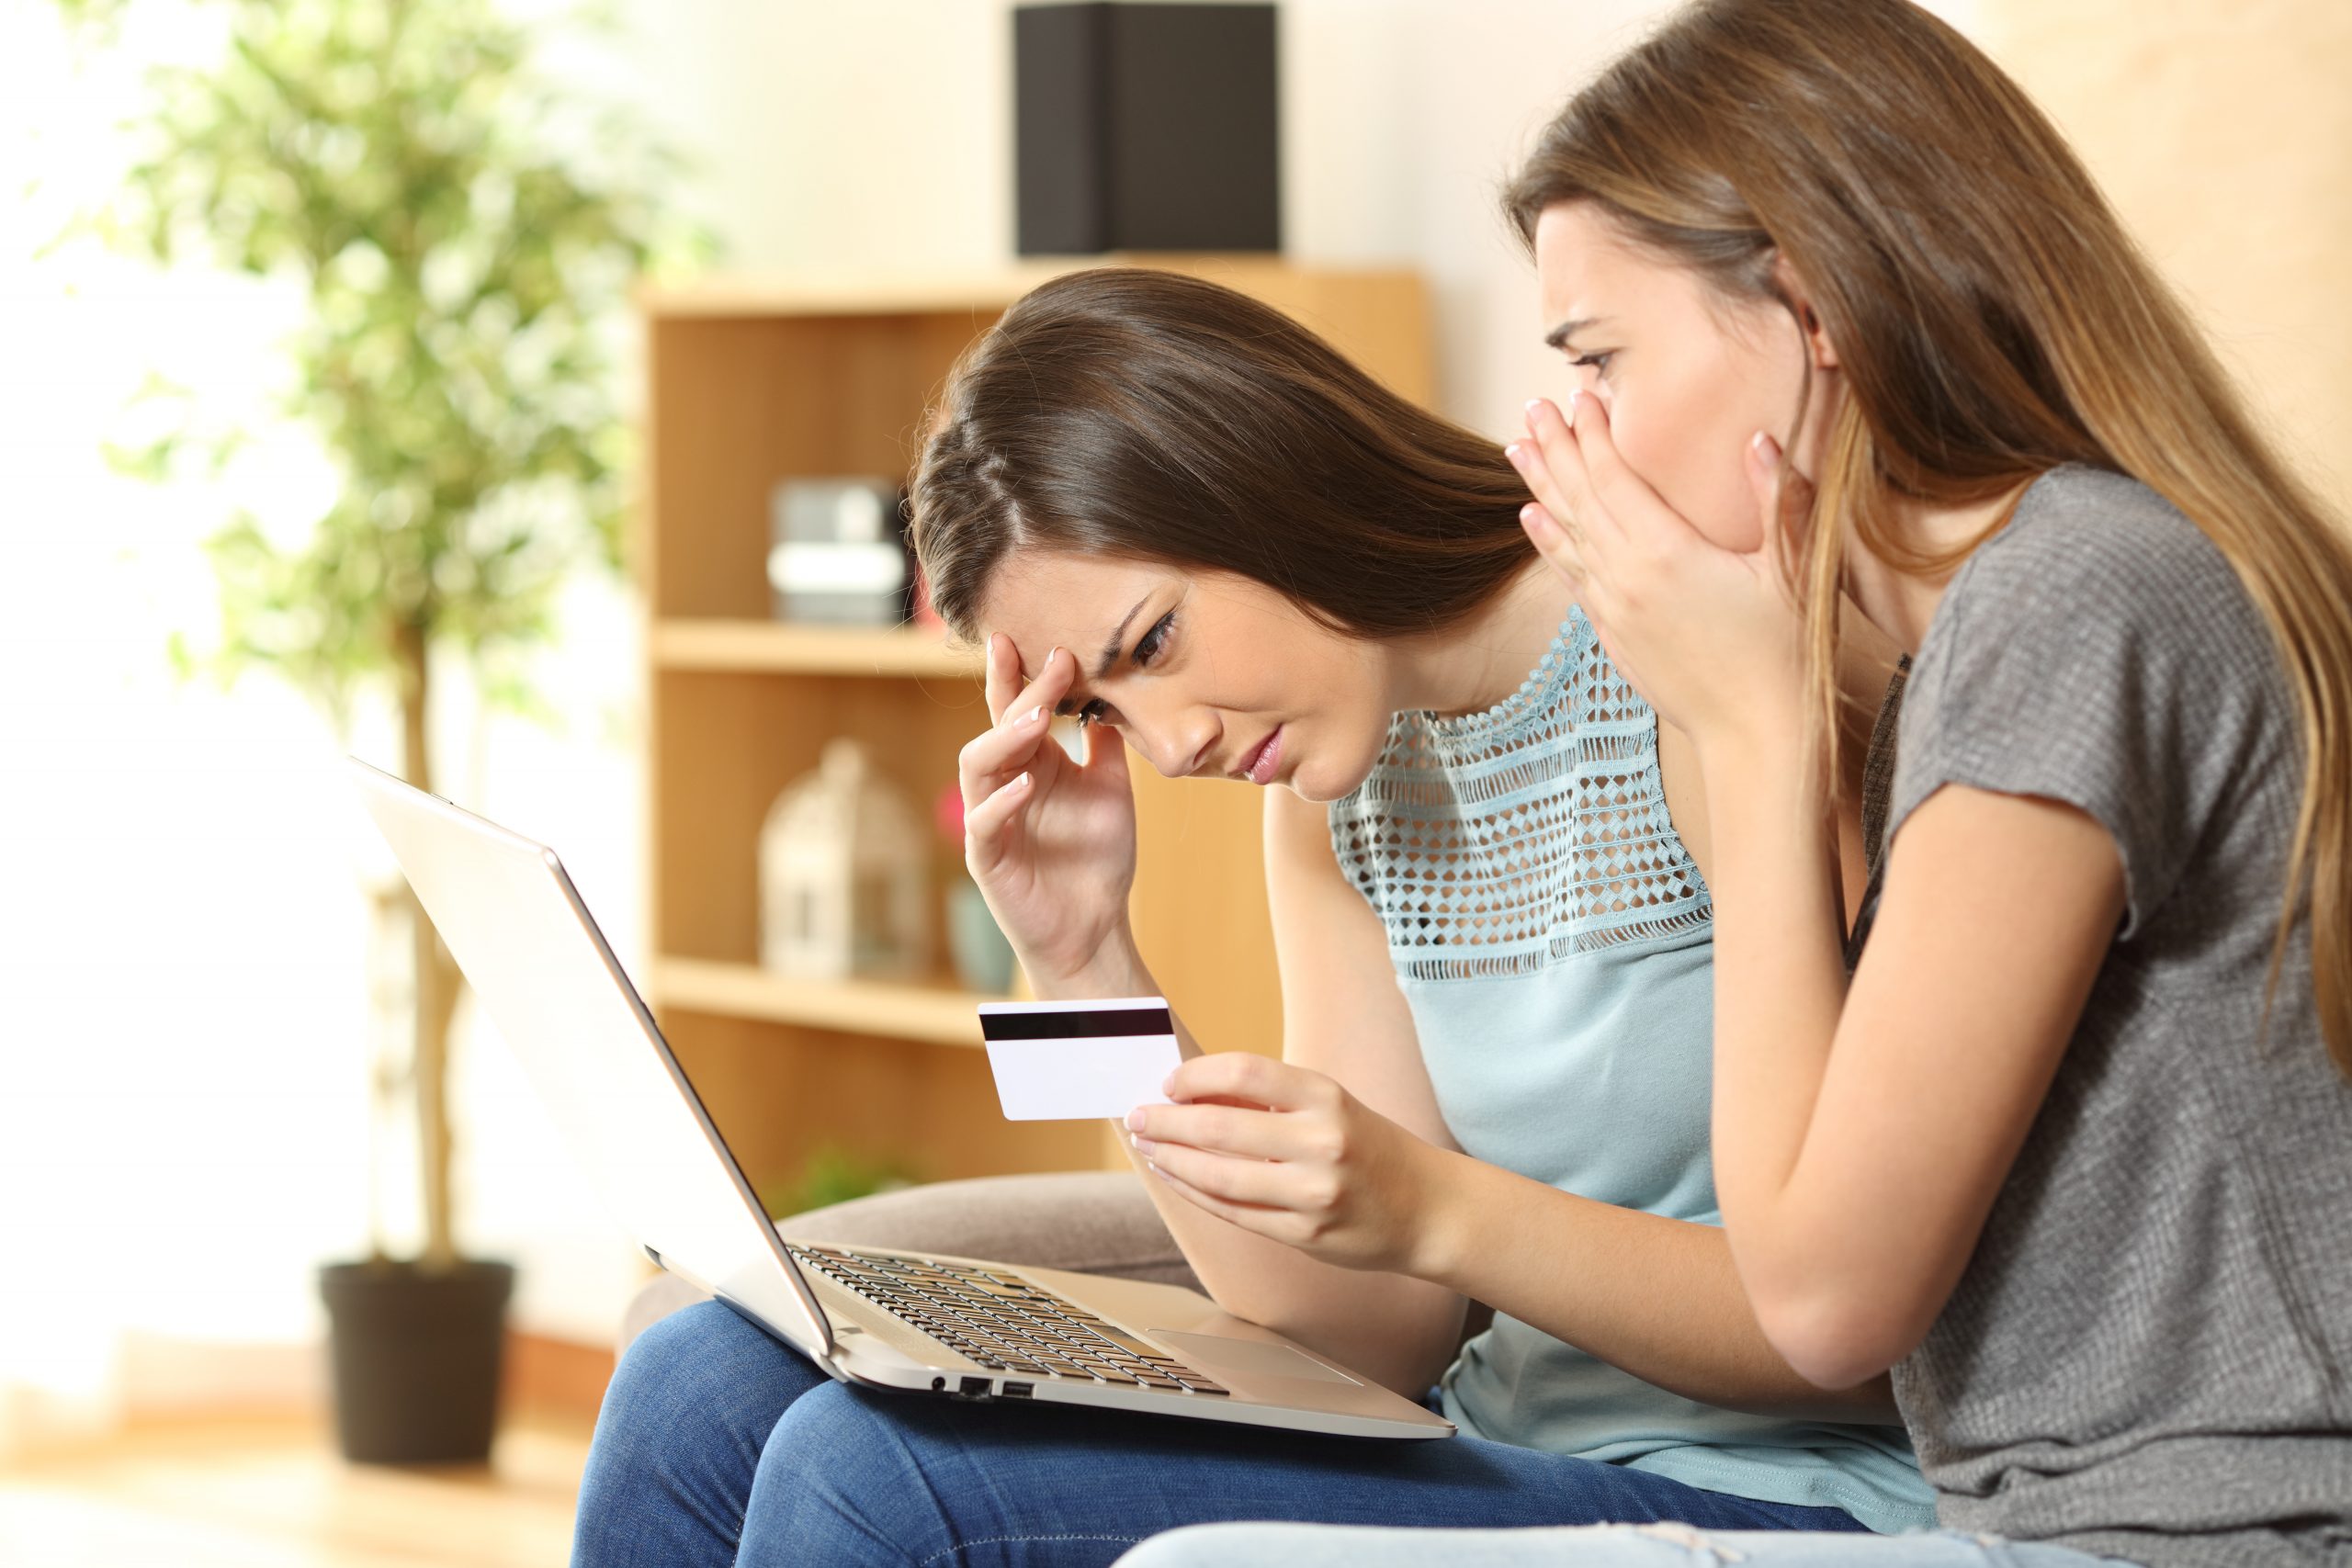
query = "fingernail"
(1012, 771, 1032, 792)
(1504, 442, 1527, 467)
(1126, 1107, 1148, 1131)
(1131, 1136, 1159, 1158)
(1520, 502, 1544, 532)
(1047, 646, 1066, 668)
(1146, 1159, 1164, 1179)
(1020, 705, 1046, 728)
(1751, 430, 1779, 459)
(1524, 398, 1544, 416)
(1567, 389, 1587, 418)
(1160, 1072, 1175, 1096)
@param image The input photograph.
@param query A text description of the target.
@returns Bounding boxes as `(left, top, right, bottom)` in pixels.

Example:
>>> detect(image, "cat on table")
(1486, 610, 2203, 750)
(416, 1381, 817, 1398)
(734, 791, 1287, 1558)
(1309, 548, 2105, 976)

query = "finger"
(1520, 398, 1606, 537)
(1140, 1141, 1304, 1209)
(1524, 396, 1623, 557)
(999, 645, 1077, 732)
(1566, 391, 1689, 552)
(1518, 500, 1585, 584)
(1129, 1100, 1301, 1162)
(1080, 709, 1132, 787)
(1142, 1155, 1288, 1233)
(962, 648, 1077, 800)
(959, 770, 1035, 874)
(1746, 429, 1814, 578)
(959, 699, 1054, 788)
(1167, 1051, 1320, 1112)
(1504, 433, 1582, 544)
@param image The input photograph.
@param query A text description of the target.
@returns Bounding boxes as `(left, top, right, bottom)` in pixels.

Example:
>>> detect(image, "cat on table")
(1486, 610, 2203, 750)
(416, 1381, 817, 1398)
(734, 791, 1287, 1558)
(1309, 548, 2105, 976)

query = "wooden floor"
(0, 1413, 595, 1568)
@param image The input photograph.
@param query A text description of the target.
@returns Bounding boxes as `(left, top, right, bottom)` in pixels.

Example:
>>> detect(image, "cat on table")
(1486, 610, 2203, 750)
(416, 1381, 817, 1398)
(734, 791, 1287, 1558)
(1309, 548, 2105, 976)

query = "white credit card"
(976, 997, 1182, 1121)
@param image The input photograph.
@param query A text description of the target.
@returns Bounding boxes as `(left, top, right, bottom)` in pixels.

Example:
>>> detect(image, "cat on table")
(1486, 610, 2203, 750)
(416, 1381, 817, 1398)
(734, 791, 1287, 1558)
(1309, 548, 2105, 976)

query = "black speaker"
(1014, 2, 1281, 255)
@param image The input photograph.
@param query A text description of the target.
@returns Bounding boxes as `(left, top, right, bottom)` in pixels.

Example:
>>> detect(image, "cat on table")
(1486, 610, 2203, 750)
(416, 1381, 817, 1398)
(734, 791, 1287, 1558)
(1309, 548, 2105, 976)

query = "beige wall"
(1982, 0, 2352, 517)
(619, 0, 2352, 502)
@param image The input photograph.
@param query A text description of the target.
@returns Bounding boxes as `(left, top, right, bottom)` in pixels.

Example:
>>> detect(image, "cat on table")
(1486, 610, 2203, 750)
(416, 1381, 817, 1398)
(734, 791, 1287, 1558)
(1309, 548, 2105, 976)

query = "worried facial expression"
(1533, 202, 1838, 550)
(978, 553, 1396, 804)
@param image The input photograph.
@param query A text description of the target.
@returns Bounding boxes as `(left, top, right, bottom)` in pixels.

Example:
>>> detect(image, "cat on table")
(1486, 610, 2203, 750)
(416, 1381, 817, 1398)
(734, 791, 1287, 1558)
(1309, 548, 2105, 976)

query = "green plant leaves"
(76, 0, 715, 723)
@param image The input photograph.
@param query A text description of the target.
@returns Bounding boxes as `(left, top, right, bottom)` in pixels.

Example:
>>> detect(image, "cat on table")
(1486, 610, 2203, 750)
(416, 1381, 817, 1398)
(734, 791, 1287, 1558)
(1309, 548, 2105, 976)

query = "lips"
(1236, 726, 1283, 785)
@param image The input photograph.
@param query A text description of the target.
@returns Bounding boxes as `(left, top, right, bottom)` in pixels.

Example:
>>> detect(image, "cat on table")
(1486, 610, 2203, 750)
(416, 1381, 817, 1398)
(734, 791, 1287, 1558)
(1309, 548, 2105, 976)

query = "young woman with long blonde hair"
(1124, 1, 2352, 1565)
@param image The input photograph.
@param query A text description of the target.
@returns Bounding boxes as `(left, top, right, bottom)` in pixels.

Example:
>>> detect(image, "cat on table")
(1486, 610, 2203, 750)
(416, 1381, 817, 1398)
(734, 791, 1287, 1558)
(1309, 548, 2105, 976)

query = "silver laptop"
(347, 758, 1452, 1440)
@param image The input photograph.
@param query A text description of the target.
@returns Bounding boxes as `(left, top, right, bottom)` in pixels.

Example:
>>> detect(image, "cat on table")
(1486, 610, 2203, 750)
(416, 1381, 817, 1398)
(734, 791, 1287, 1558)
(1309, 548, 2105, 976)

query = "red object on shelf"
(908, 568, 946, 633)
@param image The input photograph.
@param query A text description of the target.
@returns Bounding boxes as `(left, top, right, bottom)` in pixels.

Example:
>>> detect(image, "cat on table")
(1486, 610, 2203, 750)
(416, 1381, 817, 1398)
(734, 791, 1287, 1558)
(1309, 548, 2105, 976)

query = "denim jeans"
(1114, 1522, 2133, 1568)
(571, 1299, 1880, 1568)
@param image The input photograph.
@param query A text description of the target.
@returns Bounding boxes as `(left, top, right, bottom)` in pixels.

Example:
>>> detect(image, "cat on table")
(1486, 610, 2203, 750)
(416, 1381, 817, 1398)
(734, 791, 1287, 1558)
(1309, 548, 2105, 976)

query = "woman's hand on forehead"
(985, 632, 1077, 725)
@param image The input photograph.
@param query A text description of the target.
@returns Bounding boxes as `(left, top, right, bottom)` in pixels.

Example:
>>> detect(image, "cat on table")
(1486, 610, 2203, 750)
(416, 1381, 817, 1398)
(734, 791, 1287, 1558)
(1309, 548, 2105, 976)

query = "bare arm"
(1129, 789, 1899, 1421)
(953, 633, 1462, 1393)
(1094, 786, 1468, 1395)
(1504, 385, 2114, 1401)
(1416, 1158, 1895, 1420)
(1699, 760, 2122, 1389)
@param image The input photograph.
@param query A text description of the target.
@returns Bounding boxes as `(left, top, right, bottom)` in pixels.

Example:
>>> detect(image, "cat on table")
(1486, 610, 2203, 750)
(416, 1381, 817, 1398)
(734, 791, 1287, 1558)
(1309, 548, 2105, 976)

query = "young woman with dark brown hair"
(568, 265, 1951, 1562)
(1123, 0, 2352, 1565)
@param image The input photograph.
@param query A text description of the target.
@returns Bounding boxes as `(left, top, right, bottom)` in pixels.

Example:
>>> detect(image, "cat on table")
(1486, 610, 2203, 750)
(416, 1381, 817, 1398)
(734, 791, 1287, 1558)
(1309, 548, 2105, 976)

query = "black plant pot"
(319, 1258, 515, 1464)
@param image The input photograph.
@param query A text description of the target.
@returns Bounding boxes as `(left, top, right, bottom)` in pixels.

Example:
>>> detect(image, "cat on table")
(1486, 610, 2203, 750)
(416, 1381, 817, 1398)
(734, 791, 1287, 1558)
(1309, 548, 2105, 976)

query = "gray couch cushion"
(616, 1169, 1194, 1354)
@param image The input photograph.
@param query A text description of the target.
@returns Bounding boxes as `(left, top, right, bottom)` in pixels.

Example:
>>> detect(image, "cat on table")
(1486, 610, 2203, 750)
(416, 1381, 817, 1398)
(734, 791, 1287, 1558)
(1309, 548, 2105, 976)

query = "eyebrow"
(1543, 315, 1607, 352)
(1044, 594, 1150, 717)
(1096, 595, 1149, 681)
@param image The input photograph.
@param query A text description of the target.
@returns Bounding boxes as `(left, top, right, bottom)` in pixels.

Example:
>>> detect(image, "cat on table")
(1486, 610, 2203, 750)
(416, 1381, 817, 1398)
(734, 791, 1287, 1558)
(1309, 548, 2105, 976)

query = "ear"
(1770, 253, 1841, 372)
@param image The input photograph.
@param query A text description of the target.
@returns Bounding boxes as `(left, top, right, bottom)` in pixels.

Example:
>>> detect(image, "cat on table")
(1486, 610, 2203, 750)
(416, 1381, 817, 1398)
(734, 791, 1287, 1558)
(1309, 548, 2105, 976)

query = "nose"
(1125, 709, 1218, 781)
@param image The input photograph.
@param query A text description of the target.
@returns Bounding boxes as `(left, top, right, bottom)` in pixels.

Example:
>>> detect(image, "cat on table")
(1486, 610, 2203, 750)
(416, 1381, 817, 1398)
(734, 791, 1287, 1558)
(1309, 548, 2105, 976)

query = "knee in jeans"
(762, 1381, 911, 1485)
(599, 1300, 797, 1450)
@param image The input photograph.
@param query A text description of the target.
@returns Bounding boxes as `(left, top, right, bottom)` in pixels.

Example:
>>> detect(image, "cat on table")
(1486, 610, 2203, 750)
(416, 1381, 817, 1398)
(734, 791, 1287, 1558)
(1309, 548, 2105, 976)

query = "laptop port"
(1001, 1381, 1034, 1399)
(958, 1376, 991, 1397)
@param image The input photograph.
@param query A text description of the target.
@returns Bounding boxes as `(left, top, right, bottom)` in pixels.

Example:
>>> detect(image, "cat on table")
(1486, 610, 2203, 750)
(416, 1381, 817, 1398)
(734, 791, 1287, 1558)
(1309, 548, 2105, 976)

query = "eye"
(1568, 350, 1615, 376)
(1133, 611, 1175, 665)
(1071, 610, 1177, 728)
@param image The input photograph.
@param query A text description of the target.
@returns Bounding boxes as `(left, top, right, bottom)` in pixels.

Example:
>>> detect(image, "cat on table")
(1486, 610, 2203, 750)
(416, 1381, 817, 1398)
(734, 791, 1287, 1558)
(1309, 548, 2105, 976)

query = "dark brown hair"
(1503, 0, 2352, 1075)
(910, 267, 1532, 647)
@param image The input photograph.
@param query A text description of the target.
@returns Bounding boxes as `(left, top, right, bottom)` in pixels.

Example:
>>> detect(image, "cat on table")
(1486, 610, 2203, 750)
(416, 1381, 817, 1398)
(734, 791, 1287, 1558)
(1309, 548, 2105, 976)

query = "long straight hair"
(910, 267, 1532, 645)
(1504, 0, 2352, 1076)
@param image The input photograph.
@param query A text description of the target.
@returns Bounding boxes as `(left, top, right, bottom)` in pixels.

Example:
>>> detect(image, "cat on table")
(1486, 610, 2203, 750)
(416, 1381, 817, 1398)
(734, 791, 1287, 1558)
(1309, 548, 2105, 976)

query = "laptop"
(347, 757, 1453, 1440)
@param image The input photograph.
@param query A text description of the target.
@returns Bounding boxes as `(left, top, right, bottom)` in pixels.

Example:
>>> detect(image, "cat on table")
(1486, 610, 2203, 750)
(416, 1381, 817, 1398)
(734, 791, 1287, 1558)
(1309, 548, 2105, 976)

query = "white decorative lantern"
(759, 739, 929, 980)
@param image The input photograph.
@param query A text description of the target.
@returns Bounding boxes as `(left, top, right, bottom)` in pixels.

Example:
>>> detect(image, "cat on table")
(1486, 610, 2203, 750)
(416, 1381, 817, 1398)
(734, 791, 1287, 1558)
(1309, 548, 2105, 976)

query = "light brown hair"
(1504, 0, 2352, 1075)
(910, 267, 1532, 647)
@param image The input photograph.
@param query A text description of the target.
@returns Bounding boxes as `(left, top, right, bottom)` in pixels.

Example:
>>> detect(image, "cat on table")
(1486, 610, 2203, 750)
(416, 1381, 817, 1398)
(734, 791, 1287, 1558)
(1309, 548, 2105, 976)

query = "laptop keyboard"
(787, 1244, 1230, 1395)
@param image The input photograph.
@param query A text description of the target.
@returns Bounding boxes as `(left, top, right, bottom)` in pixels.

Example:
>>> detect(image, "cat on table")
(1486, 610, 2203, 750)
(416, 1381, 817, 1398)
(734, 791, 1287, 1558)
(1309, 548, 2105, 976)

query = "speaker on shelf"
(1013, 2, 1281, 255)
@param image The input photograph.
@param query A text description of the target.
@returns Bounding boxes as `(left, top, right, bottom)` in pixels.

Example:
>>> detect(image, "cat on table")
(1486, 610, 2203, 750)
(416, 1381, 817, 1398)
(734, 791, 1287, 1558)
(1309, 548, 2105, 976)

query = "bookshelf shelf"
(650, 957, 996, 1049)
(650, 618, 978, 680)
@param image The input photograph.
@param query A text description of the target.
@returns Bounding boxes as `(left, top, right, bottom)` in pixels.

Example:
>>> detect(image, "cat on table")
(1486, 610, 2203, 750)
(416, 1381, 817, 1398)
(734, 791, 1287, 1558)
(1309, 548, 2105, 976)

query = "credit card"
(976, 997, 1182, 1121)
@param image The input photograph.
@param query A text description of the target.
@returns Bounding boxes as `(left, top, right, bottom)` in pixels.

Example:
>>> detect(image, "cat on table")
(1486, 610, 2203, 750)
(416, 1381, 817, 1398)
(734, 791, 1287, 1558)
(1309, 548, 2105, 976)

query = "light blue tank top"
(1328, 605, 1934, 1535)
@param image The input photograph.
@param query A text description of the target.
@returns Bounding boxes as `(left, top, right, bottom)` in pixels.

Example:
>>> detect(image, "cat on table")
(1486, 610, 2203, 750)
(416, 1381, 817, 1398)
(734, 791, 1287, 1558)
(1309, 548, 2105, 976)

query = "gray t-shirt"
(1885, 466, 2352, 1566)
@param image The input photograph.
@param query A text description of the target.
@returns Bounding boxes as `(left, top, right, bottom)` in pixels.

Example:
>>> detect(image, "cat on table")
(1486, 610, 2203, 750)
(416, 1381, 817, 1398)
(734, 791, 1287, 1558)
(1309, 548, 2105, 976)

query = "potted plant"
(62, 0, 700, 1462)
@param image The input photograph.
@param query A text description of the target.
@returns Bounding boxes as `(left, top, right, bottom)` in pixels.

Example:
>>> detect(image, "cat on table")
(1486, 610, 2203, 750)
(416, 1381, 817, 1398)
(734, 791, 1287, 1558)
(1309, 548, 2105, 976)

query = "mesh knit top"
(1328, 604, 1934, 1534)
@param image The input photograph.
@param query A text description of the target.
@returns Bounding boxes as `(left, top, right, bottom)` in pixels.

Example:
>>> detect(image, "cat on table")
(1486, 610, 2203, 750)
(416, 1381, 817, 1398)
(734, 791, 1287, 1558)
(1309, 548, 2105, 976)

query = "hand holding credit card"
(978, 998, 1182, 1120)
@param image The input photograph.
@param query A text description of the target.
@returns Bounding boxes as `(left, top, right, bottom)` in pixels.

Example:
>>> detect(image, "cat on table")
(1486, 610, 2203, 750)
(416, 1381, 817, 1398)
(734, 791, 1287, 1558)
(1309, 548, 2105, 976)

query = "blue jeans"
(572, 1299, 1875, 1567)
(1115, 1523, 2132, 1568)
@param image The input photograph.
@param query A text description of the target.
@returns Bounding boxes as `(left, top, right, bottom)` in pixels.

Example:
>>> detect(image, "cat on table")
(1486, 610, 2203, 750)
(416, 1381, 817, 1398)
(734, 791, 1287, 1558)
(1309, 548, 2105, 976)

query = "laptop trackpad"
(1149, 1330, 1360, 1385)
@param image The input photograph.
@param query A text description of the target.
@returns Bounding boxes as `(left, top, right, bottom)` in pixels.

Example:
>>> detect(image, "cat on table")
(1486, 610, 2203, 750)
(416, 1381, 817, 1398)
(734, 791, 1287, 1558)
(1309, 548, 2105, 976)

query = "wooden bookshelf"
(635, 257, 1431, 1202)
(649, 958, 990, 1049)
(649, 619, 979, 680)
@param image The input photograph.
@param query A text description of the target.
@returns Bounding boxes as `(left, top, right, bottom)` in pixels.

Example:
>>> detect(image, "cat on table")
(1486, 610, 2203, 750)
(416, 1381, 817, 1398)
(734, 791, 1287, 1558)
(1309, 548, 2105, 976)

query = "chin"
(1286, 731, 1385, 805)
